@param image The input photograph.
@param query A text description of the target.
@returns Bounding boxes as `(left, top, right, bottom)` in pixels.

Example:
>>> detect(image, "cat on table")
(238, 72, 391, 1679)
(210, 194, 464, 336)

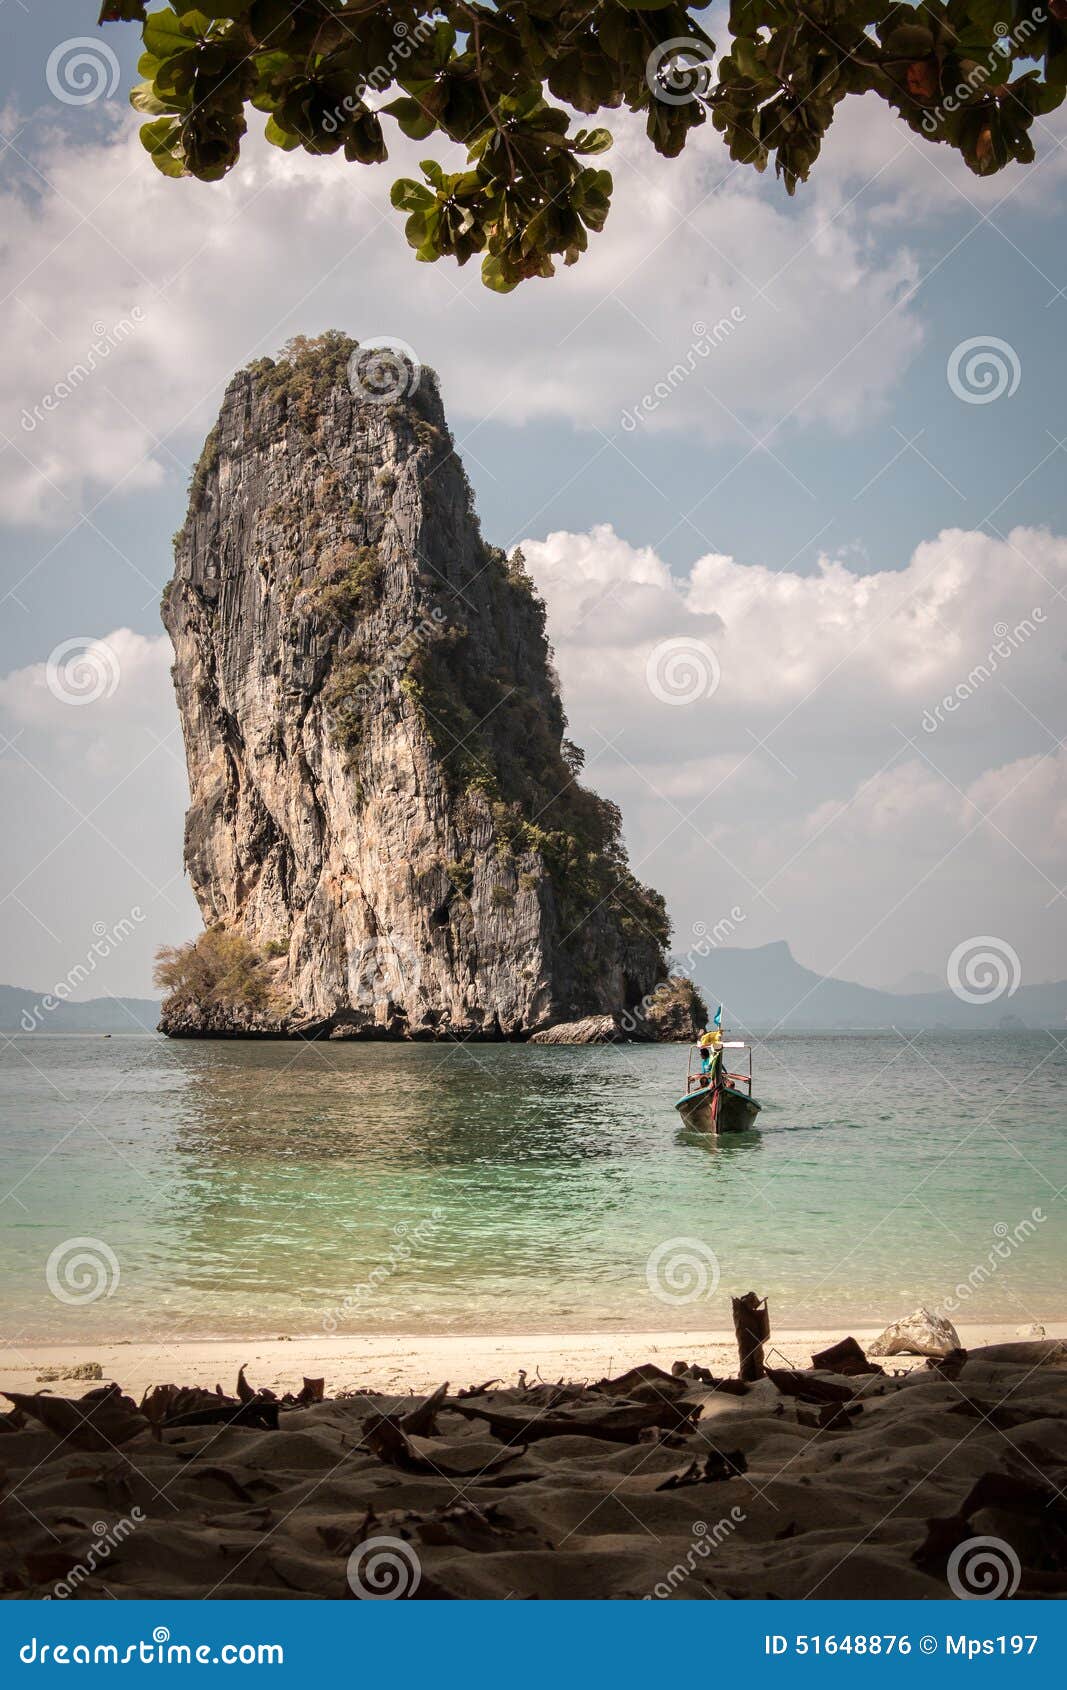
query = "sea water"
(0, 1031, 1063, 1342)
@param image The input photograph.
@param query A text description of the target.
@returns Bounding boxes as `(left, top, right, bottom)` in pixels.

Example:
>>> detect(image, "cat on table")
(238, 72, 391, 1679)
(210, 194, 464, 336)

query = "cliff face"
(161, 334, 692, 1041)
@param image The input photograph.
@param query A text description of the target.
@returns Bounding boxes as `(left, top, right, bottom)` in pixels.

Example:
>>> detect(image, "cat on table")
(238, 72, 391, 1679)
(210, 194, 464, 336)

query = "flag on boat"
(713, 1003, 723, 1029)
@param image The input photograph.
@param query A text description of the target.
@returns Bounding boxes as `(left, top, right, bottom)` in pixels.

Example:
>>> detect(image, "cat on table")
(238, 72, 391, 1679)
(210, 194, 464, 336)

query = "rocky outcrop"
(161, 333, 697, 1042)
(528, 1015, 620, 1045)
(528, 975, 709, 1044)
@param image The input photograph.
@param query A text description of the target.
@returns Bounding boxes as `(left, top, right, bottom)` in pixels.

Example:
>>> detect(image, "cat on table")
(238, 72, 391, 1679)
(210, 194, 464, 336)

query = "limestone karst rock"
(160, 334, 703, 1041)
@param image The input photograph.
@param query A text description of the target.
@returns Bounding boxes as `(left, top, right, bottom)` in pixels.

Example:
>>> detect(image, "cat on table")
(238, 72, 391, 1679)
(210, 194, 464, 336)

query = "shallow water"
(0, 1032, 1064, 1343)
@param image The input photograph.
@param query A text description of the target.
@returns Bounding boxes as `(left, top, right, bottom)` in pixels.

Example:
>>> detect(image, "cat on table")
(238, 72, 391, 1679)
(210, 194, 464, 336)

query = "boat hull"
(675, 1083, 761, 1134)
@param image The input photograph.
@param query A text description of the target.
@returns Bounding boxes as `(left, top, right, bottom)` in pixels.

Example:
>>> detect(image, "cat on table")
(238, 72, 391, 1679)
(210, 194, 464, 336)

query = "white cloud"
(0, 629, 197, 997)
(529, 520, 1064, 735)
(829, 86, 1067, 212)
(0, 108, 930, 523)
(523, 522, 1067, 987)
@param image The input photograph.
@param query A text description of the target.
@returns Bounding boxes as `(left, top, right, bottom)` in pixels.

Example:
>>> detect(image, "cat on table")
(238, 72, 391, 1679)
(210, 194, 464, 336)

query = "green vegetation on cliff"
(154, 928, 285, 1019)
(404, 546, 670, 959)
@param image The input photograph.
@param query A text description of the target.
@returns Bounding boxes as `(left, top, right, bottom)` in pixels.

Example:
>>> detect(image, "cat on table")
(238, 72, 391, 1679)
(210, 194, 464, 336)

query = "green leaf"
(383, 95, 436, 140)
(573, 127, 613, 154)
(139, 115, 186, 177)
(143, 10, 196, 58)
(730, 37, 763, 80)
(173, 10, 216, 33)
(391, 177, 436, 211)
(263, 114, 299, 150)
(130, 80, 175, 115)
(481, 254, 518, 292)
(89, 0, 1067, 291)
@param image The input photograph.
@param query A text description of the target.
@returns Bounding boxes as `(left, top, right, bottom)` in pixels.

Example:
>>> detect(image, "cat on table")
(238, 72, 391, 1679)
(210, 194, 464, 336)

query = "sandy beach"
(5, 1319, 1065, 1398)
(2, 1321, 1066, 1600)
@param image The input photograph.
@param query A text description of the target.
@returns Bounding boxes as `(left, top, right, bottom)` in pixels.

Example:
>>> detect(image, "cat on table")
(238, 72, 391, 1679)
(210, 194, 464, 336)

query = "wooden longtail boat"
(675, 1039, 762, 1133)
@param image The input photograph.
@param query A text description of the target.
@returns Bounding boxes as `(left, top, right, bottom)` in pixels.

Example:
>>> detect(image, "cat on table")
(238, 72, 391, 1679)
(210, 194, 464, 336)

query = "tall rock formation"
(160, 334, 699, 1041)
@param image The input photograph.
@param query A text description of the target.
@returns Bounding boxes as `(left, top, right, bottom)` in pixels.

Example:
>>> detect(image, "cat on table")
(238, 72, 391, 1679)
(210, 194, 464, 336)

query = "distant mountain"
(888, 969, 944, 996)
(691, 942, 1067, 1032)
(0, 985, 160, 1034)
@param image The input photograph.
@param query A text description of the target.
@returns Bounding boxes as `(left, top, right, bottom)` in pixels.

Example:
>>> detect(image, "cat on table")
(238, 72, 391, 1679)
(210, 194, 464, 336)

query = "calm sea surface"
(1, 1033, 1064, 1342)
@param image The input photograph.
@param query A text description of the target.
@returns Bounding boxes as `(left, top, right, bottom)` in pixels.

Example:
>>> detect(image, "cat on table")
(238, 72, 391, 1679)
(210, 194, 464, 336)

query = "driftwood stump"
(732, 1292, 770, 1381)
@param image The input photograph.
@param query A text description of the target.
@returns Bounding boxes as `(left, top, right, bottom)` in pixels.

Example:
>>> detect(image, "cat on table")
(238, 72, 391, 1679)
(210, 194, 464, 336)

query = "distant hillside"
(0, 985, 160, 1034)
(692, 942, 1067, 1032)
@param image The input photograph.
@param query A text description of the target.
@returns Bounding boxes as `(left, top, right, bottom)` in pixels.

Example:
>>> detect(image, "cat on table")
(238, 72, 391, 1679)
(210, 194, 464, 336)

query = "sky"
(1, 1, 1066, 1005)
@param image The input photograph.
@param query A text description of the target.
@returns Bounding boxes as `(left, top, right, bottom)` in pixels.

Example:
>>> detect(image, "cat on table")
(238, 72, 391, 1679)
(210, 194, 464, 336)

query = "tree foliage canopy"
(154, 926, 282, 1013)
(102, 1, 1067, 290)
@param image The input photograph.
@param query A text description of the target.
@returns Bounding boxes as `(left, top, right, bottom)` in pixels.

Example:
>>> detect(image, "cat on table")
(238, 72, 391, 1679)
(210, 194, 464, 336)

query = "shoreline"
(4, 1318, 1061, 1399)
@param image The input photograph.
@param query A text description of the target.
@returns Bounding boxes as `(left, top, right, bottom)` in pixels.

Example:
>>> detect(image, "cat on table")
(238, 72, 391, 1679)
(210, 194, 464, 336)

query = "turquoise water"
(0, 1032, 1064, 1343)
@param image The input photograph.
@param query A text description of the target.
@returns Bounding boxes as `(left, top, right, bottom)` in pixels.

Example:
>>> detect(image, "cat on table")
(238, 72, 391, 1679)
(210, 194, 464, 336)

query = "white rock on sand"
(868, 1306, 961, 1358)
(35, 1362, 103, 1384)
